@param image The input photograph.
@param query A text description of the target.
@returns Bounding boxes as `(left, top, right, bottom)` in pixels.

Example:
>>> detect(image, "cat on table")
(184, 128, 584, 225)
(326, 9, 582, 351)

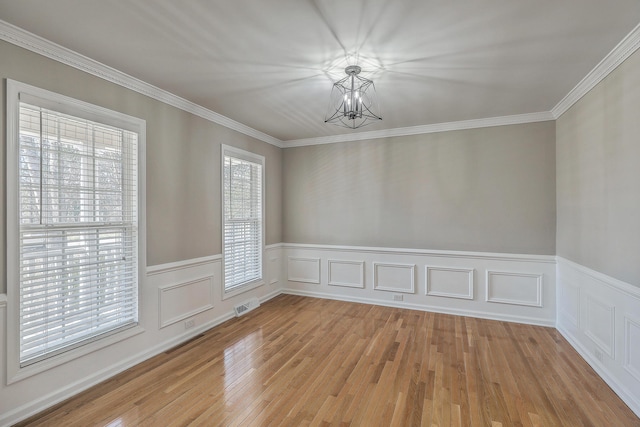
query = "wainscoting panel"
(624, 316, 640, 383)
(558, 279, 580, 328)
(556, 257, 640, 418)
(426, 266, 474, 300)
(584, 293, 616, 358)
(268, 256, 280, 285)
(328, 259, 365, 288)
(373, 262, 416, 293)
(283, 243, 556, 327)
(266, 244, 283, 288)
(287, 257, 321, 284)
(486, 271, 543, 307)
(159, 276, 214, 328)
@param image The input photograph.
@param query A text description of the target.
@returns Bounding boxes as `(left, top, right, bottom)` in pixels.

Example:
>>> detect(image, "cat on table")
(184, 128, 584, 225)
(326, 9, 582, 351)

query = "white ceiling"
(1, 0, 639, 142)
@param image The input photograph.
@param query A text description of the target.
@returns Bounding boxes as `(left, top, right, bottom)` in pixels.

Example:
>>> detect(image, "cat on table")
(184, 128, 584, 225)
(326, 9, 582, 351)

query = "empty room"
(1, 1, 640, 426)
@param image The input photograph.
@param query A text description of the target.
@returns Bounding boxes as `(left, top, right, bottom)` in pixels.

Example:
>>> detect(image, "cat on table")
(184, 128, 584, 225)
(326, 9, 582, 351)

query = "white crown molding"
(283, 111, 555, 147)
(3, 17, 639, 148)
(551, 22, 640, 119)
(0, 20, 284, 148)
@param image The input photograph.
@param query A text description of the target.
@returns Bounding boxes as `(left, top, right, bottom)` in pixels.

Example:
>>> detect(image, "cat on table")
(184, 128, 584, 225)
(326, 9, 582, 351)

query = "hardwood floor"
(16, 295, 639, 426)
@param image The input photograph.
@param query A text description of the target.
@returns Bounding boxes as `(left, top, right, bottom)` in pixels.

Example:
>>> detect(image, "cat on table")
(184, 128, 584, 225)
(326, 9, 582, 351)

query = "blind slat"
(17, 102, 139, 366)
(223, 153, 262, 290)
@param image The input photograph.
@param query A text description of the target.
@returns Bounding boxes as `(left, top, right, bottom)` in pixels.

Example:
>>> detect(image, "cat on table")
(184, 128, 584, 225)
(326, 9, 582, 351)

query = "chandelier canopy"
(325, 65, 382, 129)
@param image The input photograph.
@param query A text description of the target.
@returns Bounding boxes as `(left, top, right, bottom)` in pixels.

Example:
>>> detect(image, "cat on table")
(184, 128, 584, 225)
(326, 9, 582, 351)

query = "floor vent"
(234, 297, 260, 317)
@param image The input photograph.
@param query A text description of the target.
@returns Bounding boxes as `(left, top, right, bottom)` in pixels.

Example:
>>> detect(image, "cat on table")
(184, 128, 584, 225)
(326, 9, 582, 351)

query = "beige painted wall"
(556, 49, 640, 287)
(283, 122, 556, 255)
(0, 41, 282, 293)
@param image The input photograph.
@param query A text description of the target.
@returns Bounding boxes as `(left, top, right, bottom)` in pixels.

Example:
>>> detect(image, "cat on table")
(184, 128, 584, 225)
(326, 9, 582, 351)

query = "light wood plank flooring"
(16, 295, 640, 426)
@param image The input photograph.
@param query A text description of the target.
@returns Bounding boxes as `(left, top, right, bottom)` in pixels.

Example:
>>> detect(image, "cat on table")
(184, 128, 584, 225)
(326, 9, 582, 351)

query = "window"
(7, 80, 145, 379)
(222, 146, 264, 295)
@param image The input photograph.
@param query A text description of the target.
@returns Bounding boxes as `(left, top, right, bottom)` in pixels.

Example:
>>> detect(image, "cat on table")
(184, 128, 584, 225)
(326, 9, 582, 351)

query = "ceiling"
(1, 0, 639, 142)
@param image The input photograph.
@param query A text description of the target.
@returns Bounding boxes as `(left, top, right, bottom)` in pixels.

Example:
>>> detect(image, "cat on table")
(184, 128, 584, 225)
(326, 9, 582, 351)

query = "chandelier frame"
(325, 65, 382, 129)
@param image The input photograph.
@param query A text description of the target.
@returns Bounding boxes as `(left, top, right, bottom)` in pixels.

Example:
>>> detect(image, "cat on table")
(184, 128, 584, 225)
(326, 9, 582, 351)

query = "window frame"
(221, 145, 265, 300)
(6, 80, 146, 383)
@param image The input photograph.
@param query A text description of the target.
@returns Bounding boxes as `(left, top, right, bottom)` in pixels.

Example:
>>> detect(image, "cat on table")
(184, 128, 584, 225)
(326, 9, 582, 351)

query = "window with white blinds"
(12, 92, 140, 366)
(222, 147, 264, 293)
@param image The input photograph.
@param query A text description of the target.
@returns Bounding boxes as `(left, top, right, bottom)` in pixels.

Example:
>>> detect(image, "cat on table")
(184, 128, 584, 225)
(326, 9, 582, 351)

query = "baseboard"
(557, 325, 640, 417)
(282, 288, 555, 327)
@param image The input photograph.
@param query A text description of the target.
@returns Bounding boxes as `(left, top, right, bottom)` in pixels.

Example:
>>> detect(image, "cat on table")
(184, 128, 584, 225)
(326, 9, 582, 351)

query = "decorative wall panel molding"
(268, 256, 280, 285)
(559, 280, 580, 328)
(584, 293, 616, 358)
(426, 266, 474, 300)
(287, 257, 321, 284)
(283, 243, 555, 326)
(624, 316, 640, 383)
(158, 276, 214, 328)
(486, 271, 543, 307)
(328, 259, 365, 288)
(556, 257, 640, 418)
(373, 262, 416, 294)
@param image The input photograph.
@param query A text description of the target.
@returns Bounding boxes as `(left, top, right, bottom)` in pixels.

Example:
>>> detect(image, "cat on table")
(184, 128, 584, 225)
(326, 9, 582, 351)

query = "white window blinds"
(17, 102, 139, 366)
(223, 149, 263, 292)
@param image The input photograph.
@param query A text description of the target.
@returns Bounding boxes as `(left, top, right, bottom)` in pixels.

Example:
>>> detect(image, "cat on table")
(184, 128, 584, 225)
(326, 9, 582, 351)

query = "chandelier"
(324, 65, 382, 129)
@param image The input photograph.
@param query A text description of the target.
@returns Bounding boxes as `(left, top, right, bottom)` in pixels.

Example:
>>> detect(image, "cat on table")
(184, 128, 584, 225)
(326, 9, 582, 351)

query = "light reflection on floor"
(222, 328, 264, 419)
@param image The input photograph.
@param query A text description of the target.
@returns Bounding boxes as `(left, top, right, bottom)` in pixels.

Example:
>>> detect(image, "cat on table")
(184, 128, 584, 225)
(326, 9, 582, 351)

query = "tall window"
(222, 146, 264, 294)
(7, 81, 144, 375)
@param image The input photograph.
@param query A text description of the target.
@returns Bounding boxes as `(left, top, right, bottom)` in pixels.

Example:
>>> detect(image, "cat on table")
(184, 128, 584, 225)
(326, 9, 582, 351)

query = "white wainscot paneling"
(268, 256, 280, 285)
(328, 259, 365, 288)
(159, 276, 214, 328)
(559, 280, 580, 328)
(426, 266, 474, 300)
(486, 271, 542, 307)
(625, 316, 640, 382)
(584, 293, 615, 358)
(288, 257, 321, 284)
(556, 257, 640, 418)
(282, 244, 555, 327)
(373, 262, 415, 294)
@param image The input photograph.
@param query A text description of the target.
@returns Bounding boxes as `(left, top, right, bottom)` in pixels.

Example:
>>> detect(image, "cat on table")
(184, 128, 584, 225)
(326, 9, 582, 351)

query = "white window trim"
(221, 144, 265, 300)
(6, 80, 147, 384)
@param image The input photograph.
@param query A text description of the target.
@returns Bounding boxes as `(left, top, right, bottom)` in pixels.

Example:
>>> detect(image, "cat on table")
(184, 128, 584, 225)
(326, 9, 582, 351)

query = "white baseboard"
(556, 257, 640, 418)
(283, 289, 555, 327)
(557, 325, 640, 417)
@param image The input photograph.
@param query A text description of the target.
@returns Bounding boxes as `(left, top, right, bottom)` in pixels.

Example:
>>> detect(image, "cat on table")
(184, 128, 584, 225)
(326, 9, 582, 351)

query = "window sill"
(222, 279, 265, 301)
